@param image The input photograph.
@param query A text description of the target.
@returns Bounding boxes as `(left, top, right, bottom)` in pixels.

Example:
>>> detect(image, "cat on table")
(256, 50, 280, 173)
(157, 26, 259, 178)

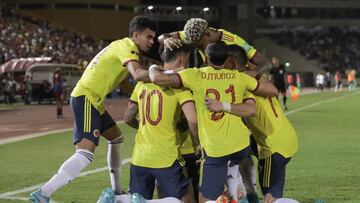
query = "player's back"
(178, 66, 259, 157)
(245, 95, 298, 159)
(130, 82, 193, 168)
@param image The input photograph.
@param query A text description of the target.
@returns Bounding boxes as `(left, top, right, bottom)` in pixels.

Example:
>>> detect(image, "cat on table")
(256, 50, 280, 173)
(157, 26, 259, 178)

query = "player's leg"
(240, 156, 260, 203)
(258, 153, 291, 203)
(226, 161, 248, 203)
(155, 159, 195, 203)
(30, 96, 99, 202)
(100, 112, 124, 195)
(280, 86, 287, 111)
(199, 150, 229, 203)
(129, 164, 156, 199)
(183, 153, 199, 202)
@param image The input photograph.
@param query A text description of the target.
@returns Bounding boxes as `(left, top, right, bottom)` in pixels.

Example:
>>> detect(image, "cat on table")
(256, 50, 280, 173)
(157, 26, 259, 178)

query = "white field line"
(0, 158, 131, 201)
(0, 91, 358, 201)
(0, 121, 124, 145)
(285, 91, 359, 116)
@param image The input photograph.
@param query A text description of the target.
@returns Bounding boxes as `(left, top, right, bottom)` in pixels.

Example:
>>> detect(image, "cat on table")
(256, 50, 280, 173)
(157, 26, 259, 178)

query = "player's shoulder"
(112, 37, 138, 49)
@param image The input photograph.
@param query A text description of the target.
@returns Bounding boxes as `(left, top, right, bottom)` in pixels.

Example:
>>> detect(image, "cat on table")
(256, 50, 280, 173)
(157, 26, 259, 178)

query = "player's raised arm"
(124, 101, 139, 129)
(244, 67, 278, 97)
(252, 77, 278, 97)
(205, 97, 256, 118)
(149, 65, 182, 88)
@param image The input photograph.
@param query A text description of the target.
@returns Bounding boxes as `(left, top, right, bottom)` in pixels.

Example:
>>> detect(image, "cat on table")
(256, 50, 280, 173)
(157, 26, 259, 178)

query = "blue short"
(70, 96, 116, 146)
(258, 153, 291, 198)
(200, 147, 250, 200)
(129, 160, 191, 199)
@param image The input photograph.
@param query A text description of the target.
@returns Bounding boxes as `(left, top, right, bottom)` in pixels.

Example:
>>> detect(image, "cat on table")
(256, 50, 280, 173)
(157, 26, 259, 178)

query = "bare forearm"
(133, 69, 150, 82)
(252, 52, 271, 73)
(188, 122, 200, 146)
(230, 103, 256, 118)
(125, 119, 139, 129)
(124, 104, 139, 129)
(149, 67, 180, 87)
(254, 79, 278, 97)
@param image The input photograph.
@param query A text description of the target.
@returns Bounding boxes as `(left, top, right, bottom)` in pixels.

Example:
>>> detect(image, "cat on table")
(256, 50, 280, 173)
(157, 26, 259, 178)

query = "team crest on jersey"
(131, 50, 139, 56)
(93, 129, 100, 137)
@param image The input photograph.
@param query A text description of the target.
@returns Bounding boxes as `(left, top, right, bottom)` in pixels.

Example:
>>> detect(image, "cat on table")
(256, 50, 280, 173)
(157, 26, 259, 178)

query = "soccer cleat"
(97, 188, 115, 203)
(238, 196, 249, 203)
(29, 189, 50, 203)
(246, 194, 260, 203)
(216, 194, 230, 203)
(130, 193, 146, 203)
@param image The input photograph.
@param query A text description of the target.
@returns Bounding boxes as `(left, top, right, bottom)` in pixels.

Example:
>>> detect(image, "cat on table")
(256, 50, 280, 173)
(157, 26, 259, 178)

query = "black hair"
(227, 45, 248, 66)
(205, 41, 228, 66)
(161, 44, 192, 63)
(129, 15, 158, 37)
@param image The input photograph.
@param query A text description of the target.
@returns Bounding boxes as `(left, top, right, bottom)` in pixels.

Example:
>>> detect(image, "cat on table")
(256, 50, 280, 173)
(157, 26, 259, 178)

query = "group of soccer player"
(30, 15, 298, 203)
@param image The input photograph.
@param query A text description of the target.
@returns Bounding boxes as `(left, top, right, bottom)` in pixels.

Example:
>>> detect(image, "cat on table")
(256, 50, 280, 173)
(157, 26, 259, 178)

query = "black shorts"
(71, 96, 116, 146)
(258, 153, 291, 198)
(274, 83, 286, 93)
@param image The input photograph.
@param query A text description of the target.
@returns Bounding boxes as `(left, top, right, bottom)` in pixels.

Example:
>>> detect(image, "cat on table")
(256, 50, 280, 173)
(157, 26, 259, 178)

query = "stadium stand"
(269, 26, 360, 73)
(0, 3, 106, 66)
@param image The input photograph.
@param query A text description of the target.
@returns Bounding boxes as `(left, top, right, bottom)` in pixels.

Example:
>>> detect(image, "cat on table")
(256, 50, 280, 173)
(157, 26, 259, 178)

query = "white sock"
(41, 149, 93, 197)
(240, 156, 258, 194)
(227, 162, 246, 200)
(108, 136, 124, 194)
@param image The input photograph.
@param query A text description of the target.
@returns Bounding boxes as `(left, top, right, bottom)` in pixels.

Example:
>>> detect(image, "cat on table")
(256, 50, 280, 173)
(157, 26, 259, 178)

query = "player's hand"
(195, 145, 202, 157)
(164, 38, 182, 51)
(205, 97, 224, 112)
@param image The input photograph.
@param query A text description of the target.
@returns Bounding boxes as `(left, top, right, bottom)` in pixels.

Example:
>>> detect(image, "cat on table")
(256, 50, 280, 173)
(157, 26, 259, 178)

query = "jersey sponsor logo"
(201, 72, 235, 80)
(93, 129, 100, 137)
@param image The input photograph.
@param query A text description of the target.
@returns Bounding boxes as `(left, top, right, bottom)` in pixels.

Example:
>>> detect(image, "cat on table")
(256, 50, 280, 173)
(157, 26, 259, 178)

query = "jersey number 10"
(140, 89, 163, 126)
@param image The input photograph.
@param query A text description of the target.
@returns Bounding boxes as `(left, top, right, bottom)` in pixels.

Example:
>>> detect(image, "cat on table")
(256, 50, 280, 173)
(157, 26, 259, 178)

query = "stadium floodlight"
(147, 5, 154, 10)
(203, 7, 210, 12)
(176, 6, 182, 11)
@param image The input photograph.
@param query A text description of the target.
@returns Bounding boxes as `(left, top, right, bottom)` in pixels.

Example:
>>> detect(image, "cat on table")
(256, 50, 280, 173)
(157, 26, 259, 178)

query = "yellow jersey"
(177, 66, 259, 157)
(178, 28, 257, 62)
(72, 37, 140, 114)
(130, 82, 194, 168)
(244, 93, 298, 159)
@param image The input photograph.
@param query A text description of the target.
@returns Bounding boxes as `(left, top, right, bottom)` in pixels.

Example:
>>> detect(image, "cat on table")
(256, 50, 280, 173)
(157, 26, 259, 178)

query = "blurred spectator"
(296, 73, 302, 89)
(334, 70, 342, 92)
(347, 69, 357, 91)
(325, 71, 331, 89)
(53, 68, 64, 118)
(316, 73, 325, 91)
(23, 75, 32, 104)
(2, 76, 13, 105)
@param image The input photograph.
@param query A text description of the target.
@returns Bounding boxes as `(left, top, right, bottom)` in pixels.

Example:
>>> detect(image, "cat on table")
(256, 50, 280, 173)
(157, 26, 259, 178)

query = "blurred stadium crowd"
(271, 26, 360, 72)
(0, 3, 106, 66)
